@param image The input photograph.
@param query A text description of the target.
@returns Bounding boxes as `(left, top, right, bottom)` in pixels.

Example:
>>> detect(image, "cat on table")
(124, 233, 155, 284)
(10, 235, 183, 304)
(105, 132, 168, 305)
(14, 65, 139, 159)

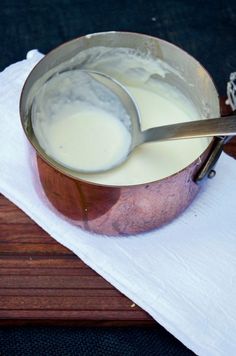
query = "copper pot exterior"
(20, 32, 220, 236)
(36, 146, 211, 235)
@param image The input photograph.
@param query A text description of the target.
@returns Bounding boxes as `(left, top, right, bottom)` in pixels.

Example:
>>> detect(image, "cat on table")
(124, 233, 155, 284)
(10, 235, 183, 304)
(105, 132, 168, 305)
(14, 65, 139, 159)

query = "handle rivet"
(208, 169, 216, 179)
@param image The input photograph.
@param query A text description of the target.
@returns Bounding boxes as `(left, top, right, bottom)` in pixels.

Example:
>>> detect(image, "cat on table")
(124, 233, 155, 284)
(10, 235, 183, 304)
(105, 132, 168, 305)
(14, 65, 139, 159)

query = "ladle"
(83, 71, 236, 172)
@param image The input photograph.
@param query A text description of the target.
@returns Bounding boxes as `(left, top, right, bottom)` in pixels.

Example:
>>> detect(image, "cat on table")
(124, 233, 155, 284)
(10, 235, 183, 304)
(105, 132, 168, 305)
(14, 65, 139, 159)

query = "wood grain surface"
(0, 195, 154, 326)
(0, 99, 235, 326)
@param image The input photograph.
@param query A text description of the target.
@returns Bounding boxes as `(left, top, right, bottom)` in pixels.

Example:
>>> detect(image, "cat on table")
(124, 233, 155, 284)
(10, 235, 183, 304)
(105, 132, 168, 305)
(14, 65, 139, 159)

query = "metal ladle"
(73, 71, 236, 172)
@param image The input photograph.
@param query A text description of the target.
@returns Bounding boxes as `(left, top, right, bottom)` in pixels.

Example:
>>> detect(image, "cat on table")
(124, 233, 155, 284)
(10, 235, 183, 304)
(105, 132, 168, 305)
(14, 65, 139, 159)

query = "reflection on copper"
(37, 144, 211, 236)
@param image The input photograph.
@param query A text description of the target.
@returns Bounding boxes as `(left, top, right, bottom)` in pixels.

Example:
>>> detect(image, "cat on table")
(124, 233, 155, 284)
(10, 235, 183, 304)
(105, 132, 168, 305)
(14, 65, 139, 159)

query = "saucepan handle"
(195, 73, 236, 184)
(195, 135, 233, 184)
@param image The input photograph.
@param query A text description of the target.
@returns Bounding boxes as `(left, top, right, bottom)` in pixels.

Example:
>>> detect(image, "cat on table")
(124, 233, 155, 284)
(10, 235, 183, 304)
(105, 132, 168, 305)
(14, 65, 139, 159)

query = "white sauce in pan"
(31, 46, 209, 185)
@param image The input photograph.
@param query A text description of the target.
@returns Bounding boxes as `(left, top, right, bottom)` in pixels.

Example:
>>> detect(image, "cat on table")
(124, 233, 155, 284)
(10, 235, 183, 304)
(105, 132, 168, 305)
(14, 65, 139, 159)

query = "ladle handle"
(142, 115, 236, 143)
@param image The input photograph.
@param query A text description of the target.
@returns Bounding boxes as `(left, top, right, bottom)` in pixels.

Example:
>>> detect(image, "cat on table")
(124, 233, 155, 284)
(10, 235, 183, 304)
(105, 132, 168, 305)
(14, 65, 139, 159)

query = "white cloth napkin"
(1, 50, 236, 355)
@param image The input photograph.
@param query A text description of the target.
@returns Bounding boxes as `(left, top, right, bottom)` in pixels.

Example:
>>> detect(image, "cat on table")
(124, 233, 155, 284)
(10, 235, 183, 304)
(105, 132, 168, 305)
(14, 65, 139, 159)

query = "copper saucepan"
(20, 32, 225, 236)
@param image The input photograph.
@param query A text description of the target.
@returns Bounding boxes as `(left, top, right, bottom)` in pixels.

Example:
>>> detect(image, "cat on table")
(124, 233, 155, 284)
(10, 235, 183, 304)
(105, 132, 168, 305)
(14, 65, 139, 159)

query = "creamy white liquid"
(31, 46, 210, 186)
(32, 70, 132, 172)
(40, 107, 131, 172)
(76, 86, 209, 185)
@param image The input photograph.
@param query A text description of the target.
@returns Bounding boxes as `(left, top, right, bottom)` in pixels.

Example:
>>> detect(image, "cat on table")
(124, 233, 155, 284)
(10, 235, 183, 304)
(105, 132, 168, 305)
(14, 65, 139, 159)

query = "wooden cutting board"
(0, 100, 235, 326)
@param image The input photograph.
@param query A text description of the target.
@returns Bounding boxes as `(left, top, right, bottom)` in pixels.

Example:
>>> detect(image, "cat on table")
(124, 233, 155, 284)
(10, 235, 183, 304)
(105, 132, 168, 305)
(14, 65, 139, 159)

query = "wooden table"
(0, 101, 235, 326)
(0, 195, 153, 326)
